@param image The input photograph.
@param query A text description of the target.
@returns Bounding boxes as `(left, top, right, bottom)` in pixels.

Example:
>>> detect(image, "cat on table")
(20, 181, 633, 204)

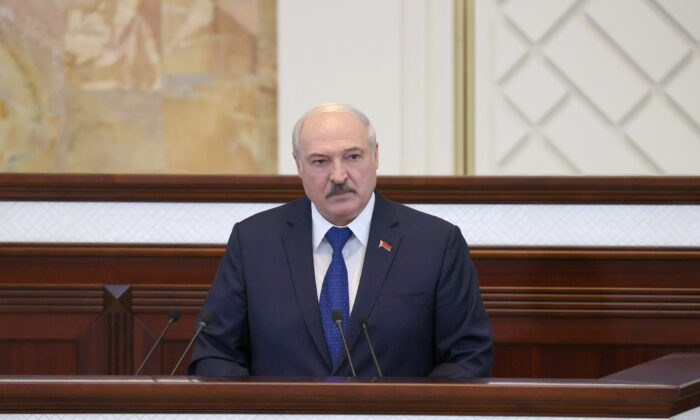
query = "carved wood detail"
(103, 285, 132, 375)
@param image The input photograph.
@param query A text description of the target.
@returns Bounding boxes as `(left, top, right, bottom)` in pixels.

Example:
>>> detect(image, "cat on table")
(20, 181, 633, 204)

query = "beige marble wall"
(0, 0, 276, 174)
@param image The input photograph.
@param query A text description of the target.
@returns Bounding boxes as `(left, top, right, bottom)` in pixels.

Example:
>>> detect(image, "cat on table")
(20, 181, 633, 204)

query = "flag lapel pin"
(378, 240, 392, 252)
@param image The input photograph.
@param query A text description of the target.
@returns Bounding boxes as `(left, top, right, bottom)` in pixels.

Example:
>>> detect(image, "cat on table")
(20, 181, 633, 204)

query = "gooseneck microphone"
(134, 309, 181, 375)
(357, 316, 383, 377)
(331, 309, 356, 377)
(170, 311, 214, 376)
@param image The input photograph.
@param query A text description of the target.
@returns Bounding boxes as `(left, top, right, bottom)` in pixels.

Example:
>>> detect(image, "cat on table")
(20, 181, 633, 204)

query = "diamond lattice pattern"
(477, 0, 700, 174)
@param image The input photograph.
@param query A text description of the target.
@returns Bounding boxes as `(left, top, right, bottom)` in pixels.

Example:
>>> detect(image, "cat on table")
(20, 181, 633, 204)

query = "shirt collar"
(311, 192, 375, 250)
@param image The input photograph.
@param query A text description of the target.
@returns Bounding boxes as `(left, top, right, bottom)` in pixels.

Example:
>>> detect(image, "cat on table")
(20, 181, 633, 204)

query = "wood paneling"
(0, 243, 699, 377)
(494, 345, 693, 379)
(0, 244, 220, 285)
(0, 343, 77, 375)
(0, 293, 105, 374)
(1, 174, 699, 203)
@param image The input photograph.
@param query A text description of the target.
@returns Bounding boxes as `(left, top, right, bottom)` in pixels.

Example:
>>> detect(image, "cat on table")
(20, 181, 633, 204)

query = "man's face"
(294, 111, 379, 226)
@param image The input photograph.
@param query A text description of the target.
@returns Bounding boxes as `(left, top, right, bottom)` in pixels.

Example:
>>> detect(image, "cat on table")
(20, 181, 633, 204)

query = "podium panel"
(2, 246, 700, 378)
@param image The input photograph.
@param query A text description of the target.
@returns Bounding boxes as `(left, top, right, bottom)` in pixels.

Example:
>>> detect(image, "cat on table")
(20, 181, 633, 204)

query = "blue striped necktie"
(319, 226, 352, 365)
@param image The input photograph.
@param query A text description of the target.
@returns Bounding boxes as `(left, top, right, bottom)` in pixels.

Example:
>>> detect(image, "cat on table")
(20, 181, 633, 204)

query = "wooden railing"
(0, 174, 698, 203)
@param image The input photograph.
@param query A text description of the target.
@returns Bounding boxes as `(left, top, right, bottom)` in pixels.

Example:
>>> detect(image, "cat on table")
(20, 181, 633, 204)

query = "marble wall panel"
(161, 0, 276, 174)
(0, 0, 64, 172)
(0, 0, 276, 174)
(63, 89, 164, 172)
(63, 0, 161, 90)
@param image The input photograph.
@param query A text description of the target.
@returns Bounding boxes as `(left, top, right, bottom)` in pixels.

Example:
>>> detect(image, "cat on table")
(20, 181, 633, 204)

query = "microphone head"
(169, 309, 181, 322)
(331, 309, 344, 325)
(357, 316, 368, 326)
(200, 311, 214, 326)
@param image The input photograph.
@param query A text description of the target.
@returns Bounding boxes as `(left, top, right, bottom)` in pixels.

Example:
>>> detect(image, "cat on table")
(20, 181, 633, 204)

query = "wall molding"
(485, 286, 700, 318)
(2, 242, 700, 258)
(3, 243, 700, 319)
(0, 285, 102, 313)
(1, 174, 699, 203)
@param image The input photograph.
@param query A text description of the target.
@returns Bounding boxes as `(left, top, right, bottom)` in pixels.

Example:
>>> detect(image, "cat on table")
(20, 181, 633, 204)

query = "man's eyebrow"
(306, 147, 364, 158)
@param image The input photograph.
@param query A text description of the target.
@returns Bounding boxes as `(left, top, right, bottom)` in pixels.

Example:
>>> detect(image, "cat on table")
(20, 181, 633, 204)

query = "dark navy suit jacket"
(189, 193, 492, 377)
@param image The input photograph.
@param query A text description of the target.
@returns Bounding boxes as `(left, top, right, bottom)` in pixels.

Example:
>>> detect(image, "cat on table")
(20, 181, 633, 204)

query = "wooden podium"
(0, 353, 699, 417)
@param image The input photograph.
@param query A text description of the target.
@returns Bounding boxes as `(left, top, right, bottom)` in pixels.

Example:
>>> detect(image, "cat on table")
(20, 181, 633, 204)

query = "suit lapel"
(332, 193, 401, 374)
(282, 198, 332, 370)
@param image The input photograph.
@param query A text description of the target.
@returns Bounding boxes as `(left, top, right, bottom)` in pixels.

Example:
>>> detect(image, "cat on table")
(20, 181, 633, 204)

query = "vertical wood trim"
(103, 285, 132, 375)
(454, 0, 475, 175)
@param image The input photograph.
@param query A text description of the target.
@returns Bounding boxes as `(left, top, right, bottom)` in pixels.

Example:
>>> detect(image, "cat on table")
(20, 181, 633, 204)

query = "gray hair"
(292, 102, 376, 156)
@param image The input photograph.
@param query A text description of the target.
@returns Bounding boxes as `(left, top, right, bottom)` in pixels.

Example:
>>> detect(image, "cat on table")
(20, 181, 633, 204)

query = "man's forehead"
(305, 110, 361, 123)
(300, 112, 366, 139)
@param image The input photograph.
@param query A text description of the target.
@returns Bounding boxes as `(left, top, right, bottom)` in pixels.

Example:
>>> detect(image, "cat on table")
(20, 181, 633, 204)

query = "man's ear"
(373, 143, 379, 169)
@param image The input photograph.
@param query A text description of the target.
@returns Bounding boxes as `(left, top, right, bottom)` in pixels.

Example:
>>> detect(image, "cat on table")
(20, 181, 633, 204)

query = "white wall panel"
(1, 201, 698, 247)
(277, 0, 455, 175)
(475, 0, 700, 175)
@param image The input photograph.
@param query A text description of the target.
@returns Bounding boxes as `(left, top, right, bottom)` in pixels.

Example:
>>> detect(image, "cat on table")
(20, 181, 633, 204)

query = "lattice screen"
(474, 0, 700, 174)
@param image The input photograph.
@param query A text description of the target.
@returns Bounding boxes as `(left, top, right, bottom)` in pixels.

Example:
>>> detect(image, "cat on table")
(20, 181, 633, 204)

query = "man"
(189, 103, 492, 377)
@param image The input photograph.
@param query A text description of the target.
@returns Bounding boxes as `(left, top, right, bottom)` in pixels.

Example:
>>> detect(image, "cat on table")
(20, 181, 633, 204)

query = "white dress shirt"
(311, 192, 375, 312)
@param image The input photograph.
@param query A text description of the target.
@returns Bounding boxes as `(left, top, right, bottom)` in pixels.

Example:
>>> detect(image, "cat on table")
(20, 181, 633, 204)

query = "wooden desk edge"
(0, 376, 692, 417)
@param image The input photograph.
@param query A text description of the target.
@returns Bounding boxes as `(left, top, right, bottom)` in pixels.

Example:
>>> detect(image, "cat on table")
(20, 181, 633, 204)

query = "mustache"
(325, 182, 356, 198)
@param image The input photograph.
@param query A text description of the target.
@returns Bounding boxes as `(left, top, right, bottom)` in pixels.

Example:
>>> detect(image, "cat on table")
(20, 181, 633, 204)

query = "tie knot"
(325, 227, 352, 252)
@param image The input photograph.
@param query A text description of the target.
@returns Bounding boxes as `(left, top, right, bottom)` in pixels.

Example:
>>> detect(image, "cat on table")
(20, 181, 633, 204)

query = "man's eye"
(348, 154, 361, 160)
(311, 159, 326, 165)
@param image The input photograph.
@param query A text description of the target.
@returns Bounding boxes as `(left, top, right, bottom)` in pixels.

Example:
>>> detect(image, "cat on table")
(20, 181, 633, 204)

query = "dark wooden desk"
(1, 353, 699, 417)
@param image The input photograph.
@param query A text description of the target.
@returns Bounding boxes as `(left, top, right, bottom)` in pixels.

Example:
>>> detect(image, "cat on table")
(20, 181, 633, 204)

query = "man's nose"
(330, 160, 347, 183)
